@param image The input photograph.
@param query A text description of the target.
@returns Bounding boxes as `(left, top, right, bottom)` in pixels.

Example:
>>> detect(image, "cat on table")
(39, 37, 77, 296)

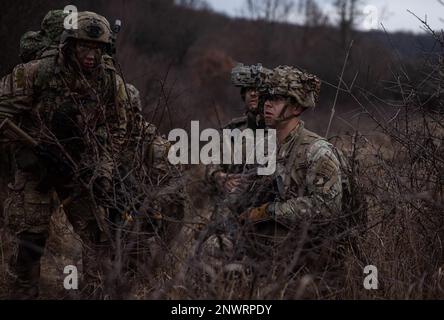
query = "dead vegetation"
(0, 0, 443, 300)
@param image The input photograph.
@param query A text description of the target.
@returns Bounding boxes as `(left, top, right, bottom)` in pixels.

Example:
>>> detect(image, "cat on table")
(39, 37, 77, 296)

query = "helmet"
(262, 66, 321, 109)
(60, 11, 112, 46)
(231, 63, 272, 88)
(19, 31, 50, 62)
(41, 10, 68, 42)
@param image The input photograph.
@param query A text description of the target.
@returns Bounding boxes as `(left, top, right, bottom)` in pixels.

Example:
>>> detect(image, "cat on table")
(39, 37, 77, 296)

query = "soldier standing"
(0, 11, 128, 299)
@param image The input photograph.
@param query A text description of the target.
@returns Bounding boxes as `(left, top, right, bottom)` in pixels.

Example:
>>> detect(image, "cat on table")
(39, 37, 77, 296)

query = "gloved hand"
(122, 211, 135, 224)
(147, 201, 164, 221)
(214, 172, 243, 193)
(121, 208, 162, 225)
(148, 210, 163, 221)
(239, 203, 271, 224)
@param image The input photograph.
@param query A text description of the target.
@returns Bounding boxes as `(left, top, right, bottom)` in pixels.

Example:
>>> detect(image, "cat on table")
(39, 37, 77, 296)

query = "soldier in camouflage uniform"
(199, 65, 273, 277)
(206, 63, 271, 194)
(240, 66, 344, 223)
(123, 83, 171, 175)
(19, 10, 172, 176)
(0, 11, 129, 299)
(1, 11, 68, 218)
(238, 66, 351, 286)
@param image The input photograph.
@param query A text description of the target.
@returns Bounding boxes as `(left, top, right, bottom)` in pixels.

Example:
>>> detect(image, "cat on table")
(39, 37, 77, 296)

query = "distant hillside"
(0, 0, 439, 131)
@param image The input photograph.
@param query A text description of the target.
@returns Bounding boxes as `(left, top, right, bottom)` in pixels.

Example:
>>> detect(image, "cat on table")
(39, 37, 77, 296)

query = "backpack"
(19, 10, 68, 63)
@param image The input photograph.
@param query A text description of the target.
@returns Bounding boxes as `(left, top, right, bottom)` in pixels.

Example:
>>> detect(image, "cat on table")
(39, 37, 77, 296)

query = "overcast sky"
(206, 0, 444, 33)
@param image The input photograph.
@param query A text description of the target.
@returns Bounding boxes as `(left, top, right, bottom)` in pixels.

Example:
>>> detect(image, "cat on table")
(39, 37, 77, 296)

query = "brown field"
(1, 114, 442, 299)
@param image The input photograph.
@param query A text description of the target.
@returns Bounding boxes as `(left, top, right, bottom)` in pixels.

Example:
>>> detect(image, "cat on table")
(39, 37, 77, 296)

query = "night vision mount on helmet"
(231, 63, 272, 89)
(60, 11, 113, 46)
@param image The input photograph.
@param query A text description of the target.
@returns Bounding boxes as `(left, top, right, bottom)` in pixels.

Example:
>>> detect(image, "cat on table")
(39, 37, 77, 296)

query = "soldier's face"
(263, 95, 288, 127)
(244, 88, 259, 111)
(74, 41, 104, 71)
(264, 95, 304, 127)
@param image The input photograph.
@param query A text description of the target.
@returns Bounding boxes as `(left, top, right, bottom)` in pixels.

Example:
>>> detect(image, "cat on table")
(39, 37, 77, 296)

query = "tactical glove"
(239, 203, 271, 224)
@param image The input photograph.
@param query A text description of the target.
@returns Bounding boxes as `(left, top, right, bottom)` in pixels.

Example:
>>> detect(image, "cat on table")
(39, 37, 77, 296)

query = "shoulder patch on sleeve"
(307, 139, 336, 164)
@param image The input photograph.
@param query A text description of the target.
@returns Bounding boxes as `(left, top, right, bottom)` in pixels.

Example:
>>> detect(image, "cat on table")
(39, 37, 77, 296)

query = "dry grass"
(1, 98, 443, 300)
(1, 12, 444, 300)
(1, 116, 442, 300)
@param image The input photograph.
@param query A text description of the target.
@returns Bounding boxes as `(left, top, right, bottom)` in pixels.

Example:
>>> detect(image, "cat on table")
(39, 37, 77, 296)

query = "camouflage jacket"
(269, 121, 343, 223)
(206, 110, 265, 182)
(122, 81, 171, 174)
(122, 115, 172, 174)
(0, 50, 128, 179)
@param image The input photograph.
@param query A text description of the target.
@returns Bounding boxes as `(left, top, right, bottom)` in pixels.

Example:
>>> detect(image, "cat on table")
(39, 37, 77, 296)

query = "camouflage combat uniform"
(20, 10, 162, 172)
(0, 11, 128, 298)
(270, 121, 343, 223)
(201, 67, 351, 290)
(206, 63, 270, 181)
(123, 83, 171, 175)
(261, 66, 345, 224)
(238, 66, 353, 289)
(1, 11, 68, 223)
(200, 64, 273, 275)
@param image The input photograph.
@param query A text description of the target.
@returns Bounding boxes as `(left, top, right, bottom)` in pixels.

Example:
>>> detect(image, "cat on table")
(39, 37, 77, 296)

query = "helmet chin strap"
(274, 103, 298, 124)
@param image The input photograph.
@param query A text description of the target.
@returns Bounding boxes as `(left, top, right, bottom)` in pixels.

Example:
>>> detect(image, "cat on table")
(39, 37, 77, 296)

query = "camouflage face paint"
(74, 40, 103, 71)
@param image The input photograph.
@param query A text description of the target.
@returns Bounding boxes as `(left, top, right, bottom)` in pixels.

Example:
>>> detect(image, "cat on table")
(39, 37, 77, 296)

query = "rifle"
(0, 118, 113, 245)
(0, 118, 38, 147)
(0, 118, 73, 192)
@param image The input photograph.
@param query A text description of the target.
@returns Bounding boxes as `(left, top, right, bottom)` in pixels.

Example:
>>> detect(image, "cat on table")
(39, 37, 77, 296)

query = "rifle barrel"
(0, 118, 38, 147)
